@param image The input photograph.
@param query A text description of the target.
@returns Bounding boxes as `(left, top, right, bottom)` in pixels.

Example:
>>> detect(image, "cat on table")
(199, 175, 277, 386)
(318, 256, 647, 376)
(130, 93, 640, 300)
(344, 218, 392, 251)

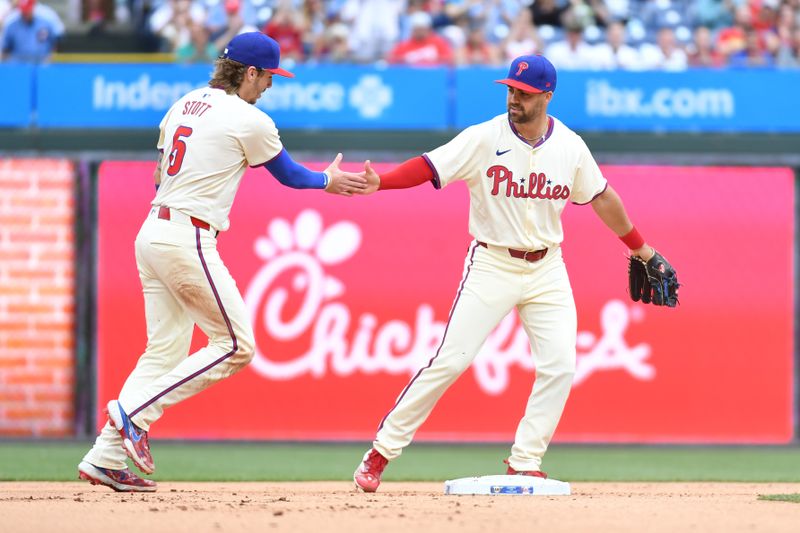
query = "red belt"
(157, 206, 213, 232)
(477, 241, 548, 262)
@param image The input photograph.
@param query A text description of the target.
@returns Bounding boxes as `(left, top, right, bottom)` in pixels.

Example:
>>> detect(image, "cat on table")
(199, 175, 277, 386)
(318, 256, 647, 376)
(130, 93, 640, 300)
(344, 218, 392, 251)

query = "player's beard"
(507, 102, 543, 126)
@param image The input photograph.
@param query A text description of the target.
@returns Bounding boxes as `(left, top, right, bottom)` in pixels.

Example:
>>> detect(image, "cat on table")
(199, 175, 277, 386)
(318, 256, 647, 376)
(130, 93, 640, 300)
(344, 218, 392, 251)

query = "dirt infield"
(2, 482, 799, 533)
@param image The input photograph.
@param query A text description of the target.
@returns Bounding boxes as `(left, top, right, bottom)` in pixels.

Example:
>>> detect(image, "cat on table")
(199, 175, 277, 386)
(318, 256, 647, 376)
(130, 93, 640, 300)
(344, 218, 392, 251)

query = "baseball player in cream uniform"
(78, 32, 366, 492)
(353, 55, 661, 492)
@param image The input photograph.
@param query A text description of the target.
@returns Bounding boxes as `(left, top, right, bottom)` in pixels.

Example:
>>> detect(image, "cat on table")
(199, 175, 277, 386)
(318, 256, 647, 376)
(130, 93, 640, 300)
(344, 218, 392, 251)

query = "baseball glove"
(628, 250, 679, 307)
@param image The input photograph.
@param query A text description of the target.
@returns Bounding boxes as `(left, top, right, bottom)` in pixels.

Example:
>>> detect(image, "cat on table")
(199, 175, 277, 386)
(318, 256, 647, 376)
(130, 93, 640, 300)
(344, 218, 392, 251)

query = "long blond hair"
(208, 58, 248, 94)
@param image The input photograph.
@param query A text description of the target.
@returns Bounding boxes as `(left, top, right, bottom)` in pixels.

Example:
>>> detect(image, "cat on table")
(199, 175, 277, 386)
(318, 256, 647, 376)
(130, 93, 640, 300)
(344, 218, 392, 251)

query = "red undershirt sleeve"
(378, 156, 437, 190)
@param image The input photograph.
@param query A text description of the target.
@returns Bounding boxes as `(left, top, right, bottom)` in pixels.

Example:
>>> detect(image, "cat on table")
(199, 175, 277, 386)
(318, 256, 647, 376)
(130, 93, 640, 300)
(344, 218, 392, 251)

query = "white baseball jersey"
(83, 86, 269, 473)
(425, 113, 608, 250)
(370, 113, 606, 475)
(153, 87, 283, 231)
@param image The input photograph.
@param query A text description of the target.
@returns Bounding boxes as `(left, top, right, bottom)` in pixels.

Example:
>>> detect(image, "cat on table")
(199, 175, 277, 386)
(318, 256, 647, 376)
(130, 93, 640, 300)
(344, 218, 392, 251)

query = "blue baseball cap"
(495, 55, 556, 94)
(220, 32, 295, 78)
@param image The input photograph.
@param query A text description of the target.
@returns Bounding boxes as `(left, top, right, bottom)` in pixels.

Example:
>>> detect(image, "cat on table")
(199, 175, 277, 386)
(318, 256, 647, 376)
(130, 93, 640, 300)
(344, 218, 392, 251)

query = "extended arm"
(593, 185, 680, 307)
(264, 149, 367, 196)
(264, 148, 328, 189)
(360, 156, 436, 194)
(590, 185, 653, 260)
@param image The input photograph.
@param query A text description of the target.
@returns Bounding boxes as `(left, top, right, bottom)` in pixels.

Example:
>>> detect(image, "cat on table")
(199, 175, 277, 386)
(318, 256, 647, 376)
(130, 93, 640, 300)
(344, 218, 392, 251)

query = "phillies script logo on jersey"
(244, 210, 654, 395)
(487, 165, 570, 200)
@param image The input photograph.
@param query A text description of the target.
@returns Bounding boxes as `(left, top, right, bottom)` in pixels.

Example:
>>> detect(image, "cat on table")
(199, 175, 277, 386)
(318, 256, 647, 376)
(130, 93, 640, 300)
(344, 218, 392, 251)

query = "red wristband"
(620, 227, 645, 250)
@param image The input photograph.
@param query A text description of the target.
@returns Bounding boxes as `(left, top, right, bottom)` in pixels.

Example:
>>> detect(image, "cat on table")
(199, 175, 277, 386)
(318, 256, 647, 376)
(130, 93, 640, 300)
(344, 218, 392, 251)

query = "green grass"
(758, 494, 800, 503)
(1, 442, 799, 483)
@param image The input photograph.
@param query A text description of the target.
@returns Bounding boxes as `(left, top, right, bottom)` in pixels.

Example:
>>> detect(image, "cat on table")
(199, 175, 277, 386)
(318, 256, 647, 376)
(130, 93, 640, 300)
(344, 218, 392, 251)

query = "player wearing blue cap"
(353, 55, 671, 492)
(78, 32, 368, 492)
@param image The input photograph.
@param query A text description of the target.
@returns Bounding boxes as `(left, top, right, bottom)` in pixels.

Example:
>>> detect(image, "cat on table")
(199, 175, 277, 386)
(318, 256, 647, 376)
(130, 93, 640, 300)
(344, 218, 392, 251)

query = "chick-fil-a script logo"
(245, 210, 654, 395)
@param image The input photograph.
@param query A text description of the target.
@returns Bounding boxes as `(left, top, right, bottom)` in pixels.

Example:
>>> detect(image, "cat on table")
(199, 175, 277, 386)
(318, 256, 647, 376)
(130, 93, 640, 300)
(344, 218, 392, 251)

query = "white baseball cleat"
(78, 461, 157, 492)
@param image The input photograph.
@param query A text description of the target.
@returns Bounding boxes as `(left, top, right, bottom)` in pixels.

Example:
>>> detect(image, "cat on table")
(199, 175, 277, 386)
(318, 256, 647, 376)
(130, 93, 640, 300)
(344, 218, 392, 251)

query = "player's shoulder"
(550, 116, 572, 136)
(179, 86, 213, 102)
(459, 113, 506, 140)
(550, 116, 587, 145)
(244, 103, 278, 132)
(478, 113, 509, 132)
(215, 91, 277, 128)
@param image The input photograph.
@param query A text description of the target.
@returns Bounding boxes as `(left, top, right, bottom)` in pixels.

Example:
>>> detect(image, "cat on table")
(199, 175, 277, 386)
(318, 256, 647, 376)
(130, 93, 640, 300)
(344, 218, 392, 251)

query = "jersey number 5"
(167, 126, 193, 176)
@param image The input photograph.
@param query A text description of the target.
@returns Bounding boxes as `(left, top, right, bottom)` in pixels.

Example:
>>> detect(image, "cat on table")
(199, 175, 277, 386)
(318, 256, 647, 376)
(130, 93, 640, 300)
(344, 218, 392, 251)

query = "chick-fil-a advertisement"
(97, 162, 794, 443)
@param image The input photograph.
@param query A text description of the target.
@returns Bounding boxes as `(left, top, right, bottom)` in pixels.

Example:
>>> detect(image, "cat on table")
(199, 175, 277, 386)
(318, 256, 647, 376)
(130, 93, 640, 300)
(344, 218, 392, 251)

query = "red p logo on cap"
(515, 62, 529, 77)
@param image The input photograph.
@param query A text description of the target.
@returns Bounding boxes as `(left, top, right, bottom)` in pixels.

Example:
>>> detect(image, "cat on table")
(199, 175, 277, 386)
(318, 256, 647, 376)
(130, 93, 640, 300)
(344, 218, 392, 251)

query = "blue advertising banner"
(454, 68, 800, 133)
(35, 64, 449, 129)
(10, 63, 800, 132)
(0, 64, 34, 127)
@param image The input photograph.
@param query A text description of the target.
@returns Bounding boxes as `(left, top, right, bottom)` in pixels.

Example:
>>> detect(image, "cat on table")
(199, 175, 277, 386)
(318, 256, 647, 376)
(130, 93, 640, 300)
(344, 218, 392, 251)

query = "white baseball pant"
(373, 241, 577, 472)
(83, 207, 255, 470)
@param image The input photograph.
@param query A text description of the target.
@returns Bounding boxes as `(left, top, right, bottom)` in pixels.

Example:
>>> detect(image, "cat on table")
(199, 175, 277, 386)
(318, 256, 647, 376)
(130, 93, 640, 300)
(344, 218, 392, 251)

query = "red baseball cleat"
(353, 448, 389, 492)
(105, 400, 155, 474)
(504, 459, 548, 478)
(78, 461, 157, 492)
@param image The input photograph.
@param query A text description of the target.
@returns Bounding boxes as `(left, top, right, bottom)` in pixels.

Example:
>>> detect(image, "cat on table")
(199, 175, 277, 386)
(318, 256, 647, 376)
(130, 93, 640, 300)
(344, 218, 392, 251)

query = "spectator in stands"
(436, 2, 471, 53)
(776, 25, 800, 67)
(206, 0, 261, 42)
(438, 0, 521, 44)
(715, 5, 749, 60)
(750, 0, 779, 31)
(603, 0, 631, 23)
(530, 0, 569, 28)
(300, 0, 328, 56)
(594, 20, 641, 69)
(439, 0, 479, 27)
(571, 0, 611, 28)
(543, 17, 597, 69)
(639, 26, 688, 70)
(397, 0, 430, 40)
(311, 20, 352, 62)
(341, 0, 404, 63)
(689, 0, 735, 30)
(479, 0, 523, 44)
(0, 0, 12, 28)
(502, 7, 542, 60)
(387, 11, 454, 65)
(686, 25, 725, 67)
(3, 0, 64, 36)
(728, 27, 775, 67)
(263, 5, 305, 60)
(83, 0, 112, 29)
(0, 0, 60, 63)
(149, 0, 207, 55)
(757, 0, 783, 55)
(175, 16, 217, 62)
(455, 23, 501, 65)
(785, 0, 800, 28)
(638, 0, 678, 30)
(777, 1, 799, 42)
(210, 0, 258, 55)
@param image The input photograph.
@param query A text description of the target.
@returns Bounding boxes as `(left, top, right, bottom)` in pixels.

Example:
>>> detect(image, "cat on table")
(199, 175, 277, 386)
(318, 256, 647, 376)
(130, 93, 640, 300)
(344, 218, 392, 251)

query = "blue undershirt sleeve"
(263, 148, 328, 190)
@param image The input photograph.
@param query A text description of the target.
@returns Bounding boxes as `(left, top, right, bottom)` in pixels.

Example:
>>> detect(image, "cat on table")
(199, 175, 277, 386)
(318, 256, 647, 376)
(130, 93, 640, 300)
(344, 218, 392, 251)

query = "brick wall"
(0, 159, 75, 437)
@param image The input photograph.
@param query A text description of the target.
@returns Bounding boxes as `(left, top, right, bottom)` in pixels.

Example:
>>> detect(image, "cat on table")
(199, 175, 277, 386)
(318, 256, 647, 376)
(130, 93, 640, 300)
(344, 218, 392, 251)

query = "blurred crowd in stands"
(2, 0, 799, 68)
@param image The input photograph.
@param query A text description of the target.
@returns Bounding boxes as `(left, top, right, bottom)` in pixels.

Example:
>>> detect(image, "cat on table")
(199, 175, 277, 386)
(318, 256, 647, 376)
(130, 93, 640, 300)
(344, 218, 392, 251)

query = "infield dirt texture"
(2, 444, 799, 531)
(3, 481, 800, 532)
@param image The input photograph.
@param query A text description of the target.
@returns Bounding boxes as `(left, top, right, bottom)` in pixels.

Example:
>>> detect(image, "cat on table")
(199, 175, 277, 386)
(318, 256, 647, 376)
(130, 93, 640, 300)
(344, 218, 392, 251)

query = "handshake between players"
(321, 158, 392, 197)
